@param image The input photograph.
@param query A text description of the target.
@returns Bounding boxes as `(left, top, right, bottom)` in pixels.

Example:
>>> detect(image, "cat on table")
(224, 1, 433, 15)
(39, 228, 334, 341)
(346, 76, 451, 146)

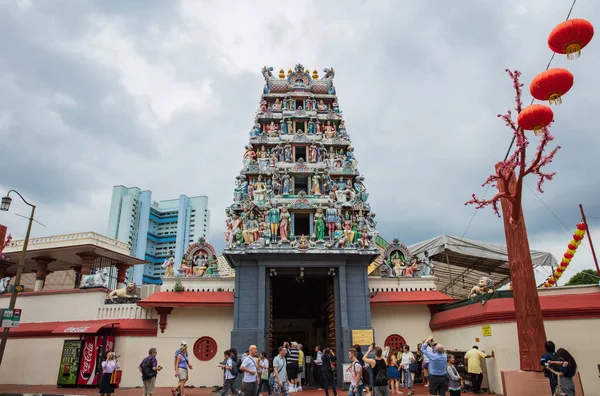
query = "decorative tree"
(466, 69, 560, 371)
(565, 269, 600, 286)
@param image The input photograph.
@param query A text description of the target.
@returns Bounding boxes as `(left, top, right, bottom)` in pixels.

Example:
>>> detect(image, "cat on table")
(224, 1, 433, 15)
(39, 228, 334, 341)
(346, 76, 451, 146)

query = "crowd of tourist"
(129, 337, 579, 396)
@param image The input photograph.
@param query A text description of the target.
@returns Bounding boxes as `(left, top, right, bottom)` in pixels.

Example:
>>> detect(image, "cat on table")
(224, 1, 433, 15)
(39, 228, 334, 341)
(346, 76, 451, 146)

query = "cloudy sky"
(1, 0, 599, 285)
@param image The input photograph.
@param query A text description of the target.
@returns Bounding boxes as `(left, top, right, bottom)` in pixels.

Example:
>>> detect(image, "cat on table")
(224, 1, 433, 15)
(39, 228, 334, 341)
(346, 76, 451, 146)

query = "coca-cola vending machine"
(76, 335, 116, 387)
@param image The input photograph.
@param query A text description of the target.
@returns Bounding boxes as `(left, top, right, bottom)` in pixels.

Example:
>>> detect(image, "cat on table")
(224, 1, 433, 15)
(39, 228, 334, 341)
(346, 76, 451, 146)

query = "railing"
(97, 304, 157, 320)
(6, 232, 130, 252)
(367, 276, 437, 292)
(161, 276, 235, 292)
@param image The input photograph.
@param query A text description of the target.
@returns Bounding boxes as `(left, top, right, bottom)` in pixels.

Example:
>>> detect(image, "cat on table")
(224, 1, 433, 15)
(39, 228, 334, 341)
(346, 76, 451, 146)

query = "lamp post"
(0, 190, 36, 366)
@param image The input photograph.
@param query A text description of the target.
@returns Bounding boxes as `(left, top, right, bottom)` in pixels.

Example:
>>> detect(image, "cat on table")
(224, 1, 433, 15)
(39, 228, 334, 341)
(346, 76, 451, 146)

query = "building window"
(193, 337, 218, 361)
(384, 334, 407, 352)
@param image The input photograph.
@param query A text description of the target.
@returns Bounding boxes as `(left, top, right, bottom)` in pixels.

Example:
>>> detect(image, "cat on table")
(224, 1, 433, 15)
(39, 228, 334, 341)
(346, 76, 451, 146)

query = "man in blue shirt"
(421, 337, 447, 396)
(540, 341, 560, 395)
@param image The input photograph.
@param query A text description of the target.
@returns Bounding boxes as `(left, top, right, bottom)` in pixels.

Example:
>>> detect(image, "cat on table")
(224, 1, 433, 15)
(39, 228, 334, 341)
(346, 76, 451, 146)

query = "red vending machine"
(77, 335, 115, 386)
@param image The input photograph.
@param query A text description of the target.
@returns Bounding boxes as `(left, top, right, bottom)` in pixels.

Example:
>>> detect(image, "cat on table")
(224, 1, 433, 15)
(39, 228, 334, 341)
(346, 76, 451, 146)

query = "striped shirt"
(286, 348, 299, 363)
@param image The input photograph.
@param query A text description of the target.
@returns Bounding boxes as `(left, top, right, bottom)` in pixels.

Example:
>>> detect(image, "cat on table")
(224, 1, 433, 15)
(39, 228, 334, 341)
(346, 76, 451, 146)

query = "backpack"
(231, 355, 241, 376)
(374, 359, 388, 386)
(355, 361, 369, 386)
(140, 357, 155, 380)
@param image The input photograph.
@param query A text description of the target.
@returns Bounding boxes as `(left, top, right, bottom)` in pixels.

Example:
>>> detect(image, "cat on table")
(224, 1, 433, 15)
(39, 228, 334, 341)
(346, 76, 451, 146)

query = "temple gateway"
(0, 66, 598, 395)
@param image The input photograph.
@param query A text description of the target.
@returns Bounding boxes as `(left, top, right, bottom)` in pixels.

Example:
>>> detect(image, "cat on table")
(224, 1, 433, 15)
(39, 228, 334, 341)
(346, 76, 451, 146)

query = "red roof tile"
(137, 291, 234, 307)
(370, 291, 456, 306)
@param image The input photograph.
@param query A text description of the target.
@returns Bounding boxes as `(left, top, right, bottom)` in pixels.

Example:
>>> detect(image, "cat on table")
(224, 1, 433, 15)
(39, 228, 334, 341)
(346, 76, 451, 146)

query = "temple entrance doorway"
(270, 274, 334, 387)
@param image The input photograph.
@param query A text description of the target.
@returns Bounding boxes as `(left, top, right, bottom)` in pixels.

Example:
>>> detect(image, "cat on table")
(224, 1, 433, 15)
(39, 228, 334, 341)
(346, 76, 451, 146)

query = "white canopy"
(408, 235, 558, 299)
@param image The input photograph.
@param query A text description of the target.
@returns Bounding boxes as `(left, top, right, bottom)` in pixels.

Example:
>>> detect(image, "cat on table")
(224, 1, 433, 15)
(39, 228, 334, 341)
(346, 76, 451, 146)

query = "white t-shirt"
(401, 352, 414, 368)
(225, 358, 235, 380)
(351, 361, 362, 386)
(241, 356, 258, 382)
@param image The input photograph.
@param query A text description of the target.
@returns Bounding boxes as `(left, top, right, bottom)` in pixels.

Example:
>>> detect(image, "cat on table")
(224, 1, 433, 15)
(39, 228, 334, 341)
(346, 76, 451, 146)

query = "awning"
(7, 319, 156, 338)
(370, 291, 456, 306)
(137, 291, 234, 308)
(52, 321, 119, 334)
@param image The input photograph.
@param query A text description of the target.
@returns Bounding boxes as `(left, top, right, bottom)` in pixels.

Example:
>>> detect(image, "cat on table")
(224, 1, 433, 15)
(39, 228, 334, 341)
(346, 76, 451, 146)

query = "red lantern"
(556, 267, 565, 273)
(568, 243, 577, 250)
(517, 104, 554, 136)
(529, 68, 574, 105)
(548, 279, 556, 285)
(548, 18, 595, 59)
(564, 252, 574, 259)
(577, 222, 587, 231)
(573, 234, 583, 241)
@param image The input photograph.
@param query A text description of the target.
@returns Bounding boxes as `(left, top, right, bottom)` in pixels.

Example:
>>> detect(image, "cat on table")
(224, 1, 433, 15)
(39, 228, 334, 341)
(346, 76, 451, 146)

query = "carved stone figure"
(243, 145, 256, 167)
(0, 277, 10, 295)
(287, 119, 293, 134)
(268, 206, 280, 242)
(421, 251, 432, 276)
(272, 98, 282, 110)
(317, 100, 327, 111)
(324, 121, 336, 139)
(281, 172, 291, 195)
(271, 174, 281, 196)
(392, 253, 406, 277)
(250, 122, 262, 137)
(297, 235, 309, 250)
(280, 207, 290, 241)
(342, 211, 354, 244)
(260, 99, 267, 112)
(280, 118, 288, 134)
(326, 203, 338, 240)
(162, 252, 175, 277)
(284, 145, 292, 162)
(308, 119, 316, 135)
(242, 213, 259, 244)
(262, 66, 273, 94)
(314, 206, 326, 241)
(312, 174, 321, 195)
(254, 176, 267, 203)
(268, 121, 278, 136)
(354, 176, 369, 202)
(469, 277, 495, 298)
(80, 269, 108, 289)
(106, 282, 138, 301)
(358, 226, 370, 249)
(309, 144, 317, 163)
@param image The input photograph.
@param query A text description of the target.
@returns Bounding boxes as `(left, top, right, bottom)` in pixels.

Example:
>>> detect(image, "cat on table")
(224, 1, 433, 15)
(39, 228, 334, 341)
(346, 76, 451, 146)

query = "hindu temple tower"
(223, 64, 379, 379)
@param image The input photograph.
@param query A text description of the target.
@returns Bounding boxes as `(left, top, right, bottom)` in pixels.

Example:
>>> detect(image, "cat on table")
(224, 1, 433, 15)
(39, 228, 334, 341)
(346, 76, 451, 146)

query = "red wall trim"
(430, 292, 600, 331)
(0, 288, 110, 298)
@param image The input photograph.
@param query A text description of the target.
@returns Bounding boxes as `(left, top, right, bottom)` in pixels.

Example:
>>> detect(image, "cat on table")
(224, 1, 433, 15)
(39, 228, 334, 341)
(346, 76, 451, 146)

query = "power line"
(503, 0, 578, 160)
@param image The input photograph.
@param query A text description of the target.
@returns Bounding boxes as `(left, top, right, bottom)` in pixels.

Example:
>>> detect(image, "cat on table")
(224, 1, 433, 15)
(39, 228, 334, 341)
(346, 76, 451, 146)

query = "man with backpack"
(348, 348, 365, 396)
(139, 348, 162, 396)
(221, 348, 241, 396)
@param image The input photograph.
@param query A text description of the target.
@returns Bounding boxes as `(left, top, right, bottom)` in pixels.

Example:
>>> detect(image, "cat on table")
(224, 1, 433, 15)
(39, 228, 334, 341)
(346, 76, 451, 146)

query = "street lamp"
(0, 190, 36, 367)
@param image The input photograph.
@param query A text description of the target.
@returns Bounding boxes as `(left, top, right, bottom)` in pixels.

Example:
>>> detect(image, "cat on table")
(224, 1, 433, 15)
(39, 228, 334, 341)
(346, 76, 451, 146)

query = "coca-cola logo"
(64, 326, 91, 333)
(81, 342, 94, 374)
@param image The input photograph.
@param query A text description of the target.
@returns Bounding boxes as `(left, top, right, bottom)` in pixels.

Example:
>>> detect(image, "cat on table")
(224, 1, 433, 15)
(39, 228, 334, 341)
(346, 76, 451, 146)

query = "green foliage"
(564, 269, 600, 286)
(173, 279, 185, 292)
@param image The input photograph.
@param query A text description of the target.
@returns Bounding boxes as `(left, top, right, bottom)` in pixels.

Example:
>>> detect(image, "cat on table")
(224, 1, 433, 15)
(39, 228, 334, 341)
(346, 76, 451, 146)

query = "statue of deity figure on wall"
(309, 144, 318, 163)
(243, 145, 256, 168)
(326, 202, 338, 240)
(284, 145, 292, 163)
(272, 98, 282, 110)
(280, 206, 291, 242)
(254, 176, 267, 204)
(280, 118, 288, 134)
(314, 206, 326, 242)
(242, 212, 259, 244)
(268, 205, 280, 242)
(354, 176, 369, 202)
(308, 119, 316, 135)
(312, 174, 321, 195)
(260, 99, 267, 112)
(250, 122, 262, 137)
(271, 174, 281, 196)
(268, 121, 279, 136)
(317, 99, 327, 111)
(281, 172, 291, 195)
(324, 121, 336, 139)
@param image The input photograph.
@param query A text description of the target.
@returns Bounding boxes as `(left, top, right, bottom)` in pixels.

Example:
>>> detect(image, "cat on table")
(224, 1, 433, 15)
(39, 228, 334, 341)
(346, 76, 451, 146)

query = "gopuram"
(223, 64, 380, 372)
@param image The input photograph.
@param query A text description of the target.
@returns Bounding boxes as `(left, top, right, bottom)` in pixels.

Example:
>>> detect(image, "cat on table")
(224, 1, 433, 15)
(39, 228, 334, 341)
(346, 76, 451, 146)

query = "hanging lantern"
(548, 18, 595, 60)
(529, 68, 574, 105)
(542, 222, 587, 287)
(517, 104, 554, 136)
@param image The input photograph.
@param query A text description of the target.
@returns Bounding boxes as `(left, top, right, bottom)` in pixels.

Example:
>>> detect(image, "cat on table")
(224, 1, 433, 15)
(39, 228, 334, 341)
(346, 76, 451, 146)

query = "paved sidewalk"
(0, 385, 438, 396)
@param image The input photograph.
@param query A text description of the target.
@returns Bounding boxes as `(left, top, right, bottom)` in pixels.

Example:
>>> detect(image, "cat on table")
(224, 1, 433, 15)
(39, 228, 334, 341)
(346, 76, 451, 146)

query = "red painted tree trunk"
(499, 173, 547, 371)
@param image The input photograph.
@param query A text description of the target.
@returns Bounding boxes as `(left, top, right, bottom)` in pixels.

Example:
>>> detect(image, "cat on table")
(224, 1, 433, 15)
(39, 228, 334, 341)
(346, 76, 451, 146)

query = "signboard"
(351, 329, 374, 345)
(14, 285, 24, 293)
(482, 325, 492, 337)
(1, 308, 21, 328)
(342, 363, 352, 383)
(57, 340, 82, 386)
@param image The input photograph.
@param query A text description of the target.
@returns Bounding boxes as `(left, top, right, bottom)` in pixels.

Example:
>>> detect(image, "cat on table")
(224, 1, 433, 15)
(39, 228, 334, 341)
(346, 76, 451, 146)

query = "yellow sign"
(352, 329, 374, 345)
(482, 325, 492, 337)
(14, 285, 25, 293)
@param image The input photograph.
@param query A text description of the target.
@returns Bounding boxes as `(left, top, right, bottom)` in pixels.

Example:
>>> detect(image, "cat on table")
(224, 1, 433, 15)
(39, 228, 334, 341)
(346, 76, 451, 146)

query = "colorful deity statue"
(333, 100, 340, 114)
(243, 145, 256, 168)
(280, 118, 288, 134)
(284, 145, 292, 162)
(287, 119, 293, 134)
(260, 99, 267, 112)
(205, 261, 219, 277)
(260, 221, 271, 246)
(312, 174, 321, 196)
(268, 121, 278, 136)
(358, 226, 370, 249)
(314, 206, 326, 241)
(345, 146, 357, 167)
(280, 206, 291, 242)
(242, 212, 259, 244)
(326, 203, 338, 240)
(268, 205, 280, 242)
(309, 143, 318, 163)
(308, 119, 316, 135)
(317, 99, 327, 111)
(162, 251, 175, 277)
(258, 145, 267, 160)
(254, 176, 267, 204)
(343, 211, 354, 244)
(226, 214, 242, 247)
(316, 120, 322, 136)
(272, 98, 282, 110)
(331, 224, 346, 248)
(281, 172, 291, 195)
(354, 177, 368, 202)
(392, 252, 407, 277)
(250, 122, 262, 137)
(324, 121, 336, 139)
